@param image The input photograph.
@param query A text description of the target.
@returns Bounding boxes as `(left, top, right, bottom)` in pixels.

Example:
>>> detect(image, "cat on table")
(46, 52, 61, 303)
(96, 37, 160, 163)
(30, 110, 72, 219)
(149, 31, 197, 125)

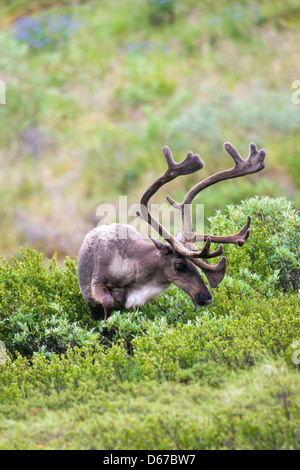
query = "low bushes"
(0, 250, 92, 357)
(208, 196, 300, 294)
(0, 196, 299, 449)
(0, 197, 299, 359)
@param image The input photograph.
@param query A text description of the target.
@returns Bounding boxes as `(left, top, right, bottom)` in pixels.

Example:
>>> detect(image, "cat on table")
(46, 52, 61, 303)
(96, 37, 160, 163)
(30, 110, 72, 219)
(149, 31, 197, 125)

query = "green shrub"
(133, 294, 300, 380)
(1, 356, 299, 450)
(0, 248, 94, 357)
(1, 290, 300, 397)
(207, 197, 300, 295)
(0, 197, 299, 359)
(0, 195, 299, 449)
(0, 342, 131, 400)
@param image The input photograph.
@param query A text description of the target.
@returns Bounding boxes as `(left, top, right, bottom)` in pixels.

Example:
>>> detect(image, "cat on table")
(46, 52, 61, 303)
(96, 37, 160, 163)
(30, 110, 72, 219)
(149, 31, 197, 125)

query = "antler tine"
(224, 142, 266, 173)
(194, 215, 251, 246)
(168, 142, 266, 245)
(198, 237, 224, 258)
(162, 146, 205, 176)
(175, 232, 224, 259)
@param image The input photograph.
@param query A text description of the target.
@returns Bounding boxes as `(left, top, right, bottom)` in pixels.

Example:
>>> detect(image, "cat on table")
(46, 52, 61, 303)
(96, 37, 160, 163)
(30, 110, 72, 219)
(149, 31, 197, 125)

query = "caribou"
(77, 142, 266, 321)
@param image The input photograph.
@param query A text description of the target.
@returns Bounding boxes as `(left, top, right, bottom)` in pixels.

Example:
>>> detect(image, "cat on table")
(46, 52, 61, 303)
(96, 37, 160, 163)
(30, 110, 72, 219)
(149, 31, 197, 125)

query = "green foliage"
(0, 197, 299, 449)
(133, 294, 300, 380)
(0, 197, 299, 362)
(0, 248, 94, 356)
(0, 358, 299, 450)
(116, 55, 176, 106)
(208, 197, 300, 294)
(170, 87, 300, 148)
(0, 343, 131, 400)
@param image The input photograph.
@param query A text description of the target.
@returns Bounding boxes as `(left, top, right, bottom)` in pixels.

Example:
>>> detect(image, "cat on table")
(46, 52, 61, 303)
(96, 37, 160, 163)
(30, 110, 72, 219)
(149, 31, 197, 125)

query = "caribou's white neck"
(125, 283, 166, 310)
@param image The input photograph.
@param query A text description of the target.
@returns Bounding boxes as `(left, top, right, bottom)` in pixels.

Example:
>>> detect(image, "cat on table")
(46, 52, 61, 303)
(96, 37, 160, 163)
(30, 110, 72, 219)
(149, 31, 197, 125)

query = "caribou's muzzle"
(193, 292, 213, 308)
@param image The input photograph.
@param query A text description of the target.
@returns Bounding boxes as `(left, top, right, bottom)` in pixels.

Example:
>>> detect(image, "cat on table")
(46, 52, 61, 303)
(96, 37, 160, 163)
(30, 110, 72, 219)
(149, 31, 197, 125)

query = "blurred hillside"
(0, 0, 299, 259)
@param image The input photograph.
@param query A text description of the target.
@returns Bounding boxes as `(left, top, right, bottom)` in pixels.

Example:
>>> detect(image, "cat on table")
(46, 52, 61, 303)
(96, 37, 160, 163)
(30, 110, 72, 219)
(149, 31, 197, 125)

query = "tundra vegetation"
(0, 0, 300, 450)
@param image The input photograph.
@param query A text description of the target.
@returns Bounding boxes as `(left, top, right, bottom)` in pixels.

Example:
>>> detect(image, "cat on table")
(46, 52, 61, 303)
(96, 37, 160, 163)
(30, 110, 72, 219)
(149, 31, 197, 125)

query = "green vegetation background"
(0, 0, 300, 258)
(0, 0, 300, 450)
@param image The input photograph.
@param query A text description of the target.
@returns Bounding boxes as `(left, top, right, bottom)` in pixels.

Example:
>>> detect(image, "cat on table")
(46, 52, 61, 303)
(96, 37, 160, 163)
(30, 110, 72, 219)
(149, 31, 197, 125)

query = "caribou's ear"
(198, 256, 227, 288)
(149, 236, 173, 255)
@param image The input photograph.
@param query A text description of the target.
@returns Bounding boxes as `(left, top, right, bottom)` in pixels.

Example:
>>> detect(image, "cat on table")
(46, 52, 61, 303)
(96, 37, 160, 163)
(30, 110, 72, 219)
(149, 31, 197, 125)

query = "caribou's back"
(77, 223, 159, 310)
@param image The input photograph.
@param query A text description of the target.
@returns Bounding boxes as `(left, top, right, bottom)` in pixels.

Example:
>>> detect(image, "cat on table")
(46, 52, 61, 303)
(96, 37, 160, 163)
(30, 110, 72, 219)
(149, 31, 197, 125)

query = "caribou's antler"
(136, 142, 266, 286)
(136, 146, 213, 259)
(167, 142, 266, 244)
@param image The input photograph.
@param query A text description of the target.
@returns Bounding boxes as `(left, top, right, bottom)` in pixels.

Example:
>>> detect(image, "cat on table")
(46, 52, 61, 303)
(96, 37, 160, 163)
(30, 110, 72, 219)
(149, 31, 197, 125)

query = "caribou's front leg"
(91, 281, 114, 322)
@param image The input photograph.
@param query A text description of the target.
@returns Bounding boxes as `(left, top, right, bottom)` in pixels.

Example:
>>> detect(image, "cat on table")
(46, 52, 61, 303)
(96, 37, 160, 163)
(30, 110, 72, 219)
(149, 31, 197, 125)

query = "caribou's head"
(148, 235, 213, 307)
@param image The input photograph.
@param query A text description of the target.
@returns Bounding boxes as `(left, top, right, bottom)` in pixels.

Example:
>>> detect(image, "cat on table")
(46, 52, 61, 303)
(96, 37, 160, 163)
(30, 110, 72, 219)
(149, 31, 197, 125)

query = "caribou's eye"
(174, 263, 186, 272)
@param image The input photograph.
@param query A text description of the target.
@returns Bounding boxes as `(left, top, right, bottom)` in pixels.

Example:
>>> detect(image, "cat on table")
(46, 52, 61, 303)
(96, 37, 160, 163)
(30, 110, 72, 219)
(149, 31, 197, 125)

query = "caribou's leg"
(91, 282, 114, 321)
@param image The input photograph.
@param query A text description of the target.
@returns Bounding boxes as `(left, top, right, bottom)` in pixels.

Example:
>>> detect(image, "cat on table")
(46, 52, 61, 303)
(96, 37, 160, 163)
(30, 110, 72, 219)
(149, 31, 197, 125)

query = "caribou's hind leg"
(91, 282, 114, 321)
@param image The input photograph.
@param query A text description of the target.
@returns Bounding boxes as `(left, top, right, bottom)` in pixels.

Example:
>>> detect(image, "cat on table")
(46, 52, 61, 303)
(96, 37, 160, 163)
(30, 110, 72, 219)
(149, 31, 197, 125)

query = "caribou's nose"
(202, 297, 213, 306)
(194, 292, 213, 307)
